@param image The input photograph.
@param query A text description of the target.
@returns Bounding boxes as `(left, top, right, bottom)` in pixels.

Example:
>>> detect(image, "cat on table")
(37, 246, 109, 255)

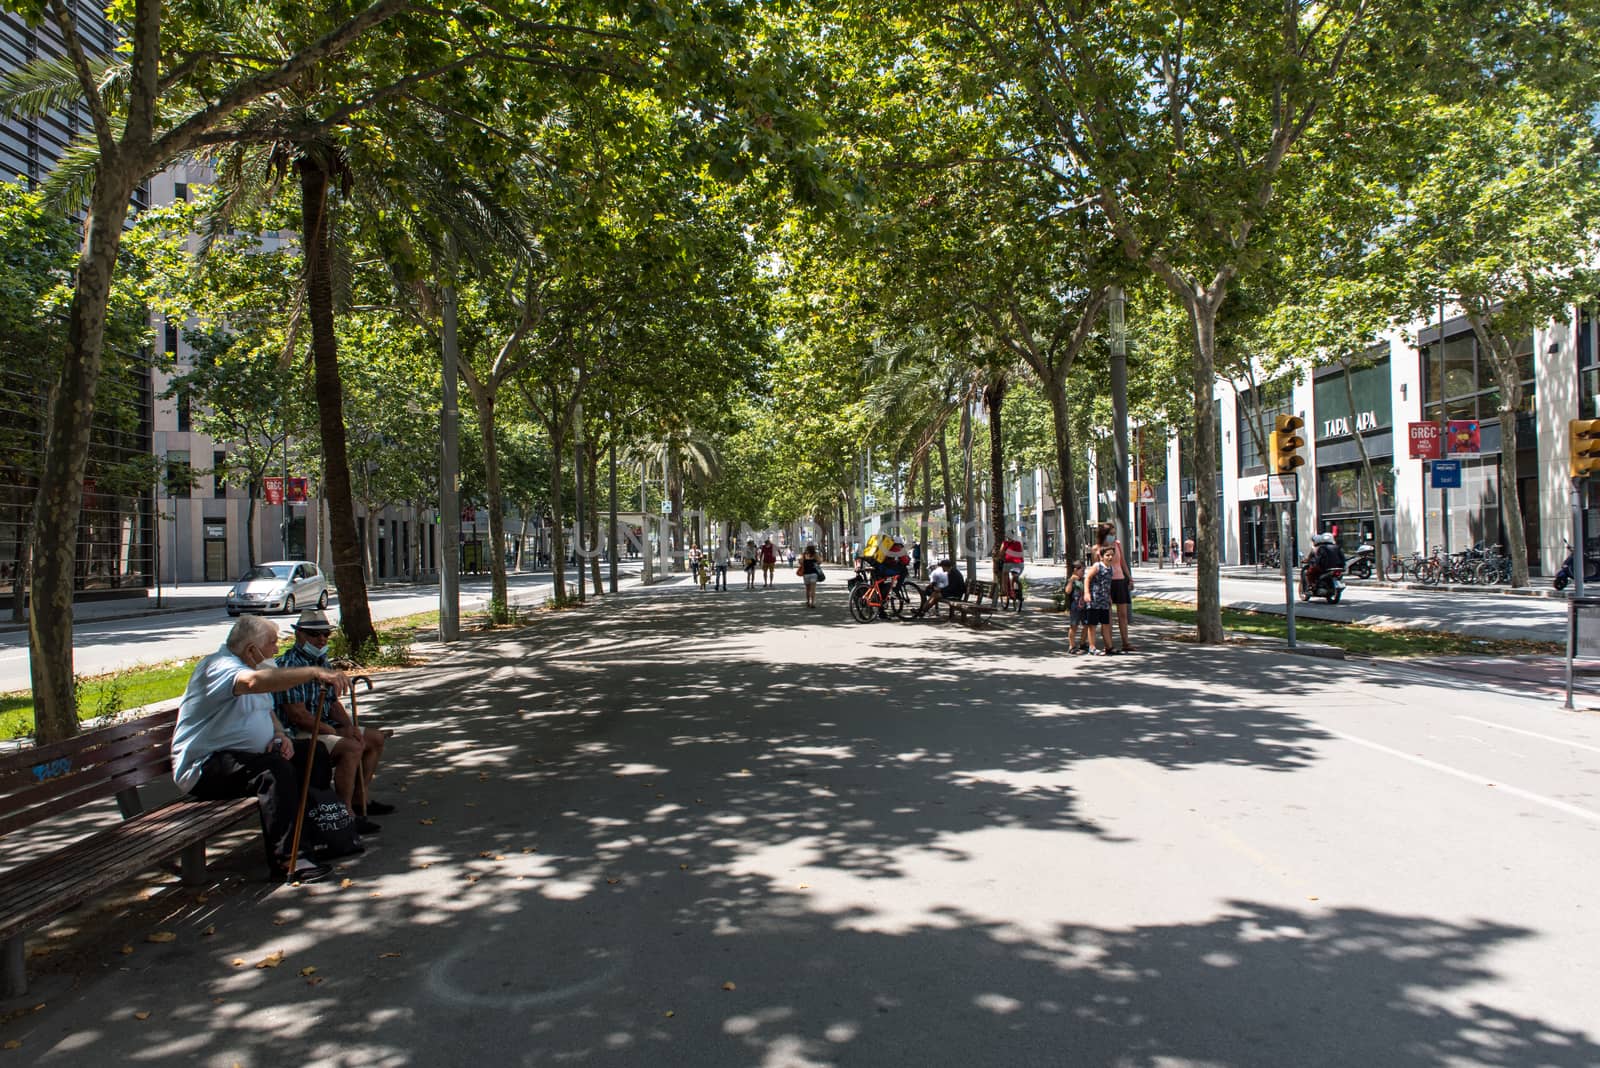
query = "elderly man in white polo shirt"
(170, 614, 350, 883)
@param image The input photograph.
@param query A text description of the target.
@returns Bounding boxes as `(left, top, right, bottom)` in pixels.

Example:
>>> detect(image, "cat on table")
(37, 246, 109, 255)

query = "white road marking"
(1323, 726, 1600, 825)
(1455, 714, 1600, 756)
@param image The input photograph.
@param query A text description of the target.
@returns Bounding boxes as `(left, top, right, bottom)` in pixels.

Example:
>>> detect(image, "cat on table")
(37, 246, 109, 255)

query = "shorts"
(803, 573, 818, 585)
(1084, 607, 1111, 626)
(1005, 562, 1023, 574)
(1110, 578, 1132, 605)
(293, 731, 344, 753)
(1068, 605, 1085, 627)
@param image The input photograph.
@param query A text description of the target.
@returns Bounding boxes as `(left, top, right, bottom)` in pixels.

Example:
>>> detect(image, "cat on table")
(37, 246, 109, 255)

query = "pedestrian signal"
(1270, 415, 1306, 475)
(1571, 420, 1600, 478)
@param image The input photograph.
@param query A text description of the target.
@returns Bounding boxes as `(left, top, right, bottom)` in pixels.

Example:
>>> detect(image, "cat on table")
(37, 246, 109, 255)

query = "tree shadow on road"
(9, 585, 1593, 1065)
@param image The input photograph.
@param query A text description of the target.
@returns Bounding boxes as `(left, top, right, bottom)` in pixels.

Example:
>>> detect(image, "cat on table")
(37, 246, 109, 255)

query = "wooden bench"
(942, 578, 999, 627)
(0, 709, 259, 996)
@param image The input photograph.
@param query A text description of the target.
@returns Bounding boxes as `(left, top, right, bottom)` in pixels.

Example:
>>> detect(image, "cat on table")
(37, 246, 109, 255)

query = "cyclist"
(1000, 531, 1025, 600)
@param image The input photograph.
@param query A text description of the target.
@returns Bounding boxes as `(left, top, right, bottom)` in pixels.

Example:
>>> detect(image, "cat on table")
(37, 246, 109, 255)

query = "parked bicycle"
(848, 568, 924, 622)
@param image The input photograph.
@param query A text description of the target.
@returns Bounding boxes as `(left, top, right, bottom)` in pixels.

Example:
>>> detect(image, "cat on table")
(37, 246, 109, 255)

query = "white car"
(225, 560, 329, 616)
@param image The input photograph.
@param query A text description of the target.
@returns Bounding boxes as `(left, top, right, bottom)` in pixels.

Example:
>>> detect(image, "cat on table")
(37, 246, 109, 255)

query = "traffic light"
(1571, 419, 1600, 478)
(1270, 414, 1306, 475)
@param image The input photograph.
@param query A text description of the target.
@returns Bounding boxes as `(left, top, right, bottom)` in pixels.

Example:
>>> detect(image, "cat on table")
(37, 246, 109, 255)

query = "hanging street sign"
(1408, 421, 1443, 460)
(286, 477, 308, 504)
(1431, 460, 1462, 489)
(659, 500, 672, 514)
(263, 476, 284, 505)
(1267, 474, 1299, 503)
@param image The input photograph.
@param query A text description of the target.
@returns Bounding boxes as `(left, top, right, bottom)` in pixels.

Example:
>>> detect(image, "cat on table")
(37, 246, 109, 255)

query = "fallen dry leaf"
(299, 966, 317, 977)
(606, 878, 620, 885)
(146, 930, 176, 944)
(679, 864, 688, 871)
(255, 951, 285, 970)
(464, 801, 479, 808)
(272, 918, 289, 927)
(493, 854, 505, 861)
(230, 958, 246, 967)
(201, 925, 216, 937)
(119, 944, 134, 956)
(663, 1010, 675, 1018)
(133, 1011, 151, 1021)
(378, 952, 402, 959)
(417, 862, 433, 870)
(722, 981, 736, 992)
(465, 875, 480, 885)
(2, 1039, 19, 1049)
(195, 893, 209, 904)
(339, 878, 353, 890)
(369, 892, 383, 899)
(305, 976, 324, 986)
(478, 851, 495, 858)
(419, 818, 436, 826)
(521, 847, 534, 854)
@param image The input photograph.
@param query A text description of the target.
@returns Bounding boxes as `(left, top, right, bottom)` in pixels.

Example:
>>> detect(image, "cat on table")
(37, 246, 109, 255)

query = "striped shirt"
(273, 644, 341, 728)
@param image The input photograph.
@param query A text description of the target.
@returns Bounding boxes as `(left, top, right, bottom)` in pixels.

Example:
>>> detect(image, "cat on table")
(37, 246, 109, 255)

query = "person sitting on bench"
(274, 609, 391, 835)
(170, 615, 349, 884)
(925, 558, 965, 615)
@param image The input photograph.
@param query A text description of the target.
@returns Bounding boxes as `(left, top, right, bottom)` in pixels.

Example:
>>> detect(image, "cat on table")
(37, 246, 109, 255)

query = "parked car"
(225, 560, 328, 616)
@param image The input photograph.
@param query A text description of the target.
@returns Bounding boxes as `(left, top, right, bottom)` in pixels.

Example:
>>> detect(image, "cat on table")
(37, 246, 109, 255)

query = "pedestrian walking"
(760, 539, 777, 588)
(1170, 538, 1180, 567)
(744, 540, 759, 589)
(797, 544, 823, 608)
(714, 544, 729, 590)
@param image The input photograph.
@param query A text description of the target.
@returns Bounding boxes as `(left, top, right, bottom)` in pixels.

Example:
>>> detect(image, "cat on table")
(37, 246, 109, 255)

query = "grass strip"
(0, 659, 200, 739)
(1132, 597, 1560, 658)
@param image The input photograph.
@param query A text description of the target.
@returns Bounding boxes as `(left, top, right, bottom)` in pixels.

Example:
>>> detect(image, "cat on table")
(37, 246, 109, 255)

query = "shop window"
(164, 450, 192, 498)
(1424, 456, 1501, 552)
(176, 390, 190, 432)
(1236, 382, 1293, 475)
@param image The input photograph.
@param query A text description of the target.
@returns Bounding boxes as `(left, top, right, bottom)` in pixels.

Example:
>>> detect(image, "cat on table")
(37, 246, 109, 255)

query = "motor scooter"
(1300, 566, 1345, 604)
(1345, 542, 1375, 580)
(1552, 543, 1600, 591)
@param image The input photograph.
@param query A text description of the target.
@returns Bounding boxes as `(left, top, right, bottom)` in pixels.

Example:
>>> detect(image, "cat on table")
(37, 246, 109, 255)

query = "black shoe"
(364, 800, 396, 815)
(355, 818, 382, 835)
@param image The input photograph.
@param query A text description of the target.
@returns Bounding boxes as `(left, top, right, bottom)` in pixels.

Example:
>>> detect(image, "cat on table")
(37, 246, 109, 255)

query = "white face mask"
(296, 640, 324, 659)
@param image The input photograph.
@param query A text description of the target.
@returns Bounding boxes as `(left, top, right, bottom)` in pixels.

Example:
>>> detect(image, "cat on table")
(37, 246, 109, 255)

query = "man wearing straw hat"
(171, 615, 349, 884)
(274, 608, 391, 834)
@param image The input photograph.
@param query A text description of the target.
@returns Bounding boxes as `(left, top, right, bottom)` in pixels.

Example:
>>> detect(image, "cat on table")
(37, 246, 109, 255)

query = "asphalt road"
(7, 573, 1599, 1065)
(0, 565, 645, 691)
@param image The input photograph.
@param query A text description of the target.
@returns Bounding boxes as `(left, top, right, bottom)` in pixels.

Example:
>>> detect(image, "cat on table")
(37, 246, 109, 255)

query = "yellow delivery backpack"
(863, 533, 892, 563)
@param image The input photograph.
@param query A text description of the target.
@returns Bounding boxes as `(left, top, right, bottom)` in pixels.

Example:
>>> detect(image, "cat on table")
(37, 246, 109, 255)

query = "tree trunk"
(467, 382, 509, 614)
(243, 475, 259, 567)
(1498, 400, 1529, 586)
(984, 378, 1008, 583)
(587, 439, 603, 594)
(1186, 298, 1224, 643)
(937, 431, 957, 565)
(1045, 375, 1084, 569)
(299, 156, 374, 653)
(960, 400, 976, 579)
(919, 452, 931, 578)
(30, 174, 134, 740)
(517, 510, 530, 572)
(549, 425, 567, 601)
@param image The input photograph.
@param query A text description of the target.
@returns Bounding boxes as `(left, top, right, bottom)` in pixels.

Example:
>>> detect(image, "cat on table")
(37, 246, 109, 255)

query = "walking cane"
(284, 684, 335, 883)
(346, 675, 373, 816)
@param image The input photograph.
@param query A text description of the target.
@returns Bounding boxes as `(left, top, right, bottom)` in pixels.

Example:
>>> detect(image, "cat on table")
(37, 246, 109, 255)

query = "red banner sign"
(1408, 422, 1442, 460)
(286, 477, 309, 504)
(263, 476, 284, 505)
(1447, 419, 1481, 456)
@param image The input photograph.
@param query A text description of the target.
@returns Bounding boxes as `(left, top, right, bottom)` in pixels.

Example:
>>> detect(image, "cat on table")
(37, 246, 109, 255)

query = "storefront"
(1417, 326, 1538, 567)
(1313, 356, 1394, 556)
(1236, 476, 1282, 566)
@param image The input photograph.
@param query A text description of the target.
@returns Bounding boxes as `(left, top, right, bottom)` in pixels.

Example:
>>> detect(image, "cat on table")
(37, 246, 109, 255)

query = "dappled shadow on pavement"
(9, 584, 1594, 1065)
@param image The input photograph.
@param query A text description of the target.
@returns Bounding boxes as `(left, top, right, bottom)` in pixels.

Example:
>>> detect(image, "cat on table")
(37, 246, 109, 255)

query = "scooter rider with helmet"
(1302, 533, 1345, 596)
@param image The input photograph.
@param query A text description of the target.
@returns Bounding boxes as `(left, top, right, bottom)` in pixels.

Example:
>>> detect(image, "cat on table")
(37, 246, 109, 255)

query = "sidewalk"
(6, 575, 1599, 1065)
